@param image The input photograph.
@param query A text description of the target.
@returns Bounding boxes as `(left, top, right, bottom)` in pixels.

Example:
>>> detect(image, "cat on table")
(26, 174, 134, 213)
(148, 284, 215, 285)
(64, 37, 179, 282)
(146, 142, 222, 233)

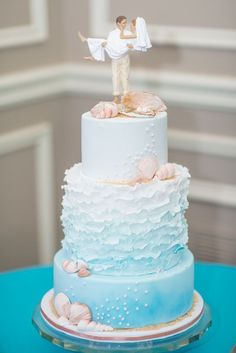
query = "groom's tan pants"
(112, 54, 130, 96)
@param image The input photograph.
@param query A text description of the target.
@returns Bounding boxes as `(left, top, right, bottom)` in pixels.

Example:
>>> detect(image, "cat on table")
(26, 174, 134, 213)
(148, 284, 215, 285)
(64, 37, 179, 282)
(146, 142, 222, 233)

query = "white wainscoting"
(0, 0, 48, 49)
(89, 0, 236, 50)
(0, 63, 236, 209)
(0, 123, 56, 264)
(0, 63, 236, 111)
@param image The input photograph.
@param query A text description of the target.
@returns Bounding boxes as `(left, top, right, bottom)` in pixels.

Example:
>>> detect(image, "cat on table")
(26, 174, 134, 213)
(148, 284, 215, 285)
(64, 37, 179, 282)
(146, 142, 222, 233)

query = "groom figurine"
(107, 16, 133, 103)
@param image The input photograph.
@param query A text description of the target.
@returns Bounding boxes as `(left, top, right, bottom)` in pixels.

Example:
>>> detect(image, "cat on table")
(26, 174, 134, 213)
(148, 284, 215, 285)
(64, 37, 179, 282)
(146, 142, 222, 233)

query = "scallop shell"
(54, 292, 71, 318)
(138, 157, 159, 180)
(69, 303, 92, 324)
(122, 91, 167, 116)
(62, 260, 78, 273)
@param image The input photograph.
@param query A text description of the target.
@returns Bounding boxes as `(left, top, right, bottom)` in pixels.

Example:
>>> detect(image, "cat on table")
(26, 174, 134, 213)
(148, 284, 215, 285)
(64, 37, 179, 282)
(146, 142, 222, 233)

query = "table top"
(0, 262, 236, 353)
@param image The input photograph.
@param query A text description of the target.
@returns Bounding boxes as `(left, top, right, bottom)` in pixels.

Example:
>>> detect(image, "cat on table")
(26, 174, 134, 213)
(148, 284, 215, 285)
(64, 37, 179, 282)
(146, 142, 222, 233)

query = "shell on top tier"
(90, 101, 118, 118)
(122, 91, 167, 116)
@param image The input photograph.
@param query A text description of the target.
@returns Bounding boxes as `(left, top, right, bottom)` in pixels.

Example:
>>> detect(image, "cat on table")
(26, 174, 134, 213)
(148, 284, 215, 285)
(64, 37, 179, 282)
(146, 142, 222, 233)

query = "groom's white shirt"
(106, 28, 132, 60)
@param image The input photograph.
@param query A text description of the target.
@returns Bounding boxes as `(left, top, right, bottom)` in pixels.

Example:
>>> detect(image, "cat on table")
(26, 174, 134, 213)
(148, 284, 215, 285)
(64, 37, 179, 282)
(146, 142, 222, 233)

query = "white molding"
(0, 124, 56, 264)
(0, 63, 236, 112)
(90, 0, 236, 50)
(190, 179, 236, 208)
(0, 0, 48, 49)
(168, 129, 236, 158)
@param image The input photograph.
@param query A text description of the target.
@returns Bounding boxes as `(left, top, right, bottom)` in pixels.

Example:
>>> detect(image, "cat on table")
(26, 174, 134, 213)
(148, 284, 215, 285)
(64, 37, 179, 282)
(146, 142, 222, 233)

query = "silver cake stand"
(32, 290, 212, 352)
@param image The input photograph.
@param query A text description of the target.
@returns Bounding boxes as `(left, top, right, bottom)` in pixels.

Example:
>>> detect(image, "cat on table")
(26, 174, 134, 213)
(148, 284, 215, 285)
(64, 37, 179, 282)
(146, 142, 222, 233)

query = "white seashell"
(57, 316, 70, 326)
(77, 320, 90, 330)
(156, 163, 175, 180)
(138, 157, 159, 180)
(69, 303, 92, 324)
(90, 101, 118, 119)
(54, 293, 71, 318)
(62, 260, 78, 273)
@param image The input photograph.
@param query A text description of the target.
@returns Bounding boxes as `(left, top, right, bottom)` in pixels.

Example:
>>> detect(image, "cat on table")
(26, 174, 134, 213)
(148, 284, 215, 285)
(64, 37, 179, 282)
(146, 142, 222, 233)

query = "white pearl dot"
(136, 307, 140, 311)
(126, 311, 130, 315)
(107, 313, 110, 317)
(145, 290, 149, 294)
(126, 323, 130, 327)
(116, 297, 120, 301)
(127, 287, 131, 291)
(105, 298, 109, 302)
(145, 304, 148, 308)
(124, 307, 128, 311)
(123, 294, 127, 298)
(112, 317, 116, 320)
(116, 307, 120, 311)
(123, 302, 127, 306)
(119, 322, 122, 326)
(107, 320, 110, 324)
(121, 317, 125, 321)
(135, 298, 139, 302)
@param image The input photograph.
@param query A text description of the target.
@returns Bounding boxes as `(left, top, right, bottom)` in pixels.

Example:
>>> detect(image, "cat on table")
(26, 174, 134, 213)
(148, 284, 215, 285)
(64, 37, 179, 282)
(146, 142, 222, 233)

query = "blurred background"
(0, 0, 236, 272)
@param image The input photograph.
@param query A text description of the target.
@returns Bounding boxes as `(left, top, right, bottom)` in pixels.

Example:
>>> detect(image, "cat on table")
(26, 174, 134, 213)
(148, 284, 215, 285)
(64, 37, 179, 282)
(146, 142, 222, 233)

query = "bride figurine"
(78, 16, 152, 103)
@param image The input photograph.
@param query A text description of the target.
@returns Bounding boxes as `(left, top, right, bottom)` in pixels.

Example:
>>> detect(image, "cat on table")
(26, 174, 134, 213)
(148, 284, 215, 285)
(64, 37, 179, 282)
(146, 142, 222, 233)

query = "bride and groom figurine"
(78, 15, 152, 103)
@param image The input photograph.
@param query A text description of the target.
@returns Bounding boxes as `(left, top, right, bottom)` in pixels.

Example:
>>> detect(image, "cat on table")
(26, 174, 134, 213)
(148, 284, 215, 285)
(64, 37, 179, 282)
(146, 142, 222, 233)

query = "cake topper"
(78, 16, 152, 104)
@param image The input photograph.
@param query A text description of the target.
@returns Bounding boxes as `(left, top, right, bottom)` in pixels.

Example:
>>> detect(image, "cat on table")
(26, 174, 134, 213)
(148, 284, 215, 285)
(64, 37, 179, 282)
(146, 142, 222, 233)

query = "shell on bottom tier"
(40, 289, 204, 341)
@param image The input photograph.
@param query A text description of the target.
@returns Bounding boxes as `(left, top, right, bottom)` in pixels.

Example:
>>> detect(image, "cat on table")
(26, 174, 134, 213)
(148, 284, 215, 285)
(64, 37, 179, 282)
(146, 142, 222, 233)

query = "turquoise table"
(0, 263, 236, 353)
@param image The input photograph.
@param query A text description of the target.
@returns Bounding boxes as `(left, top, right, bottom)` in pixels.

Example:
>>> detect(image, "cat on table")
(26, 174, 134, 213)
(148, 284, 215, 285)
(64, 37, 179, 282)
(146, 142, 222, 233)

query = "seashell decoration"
(138, 157, 159, 180)
(62, 260, 79, 273)
(68, 303, 92, 324)
(156, 163, 176, 180)
(54, 292, 71, 318)
(90, 101, 119, 118)
(62, 259, 90, 277)
(122, 91, 167, 116)
(54, 292, 113, 332)
(78, 267, 91, 277)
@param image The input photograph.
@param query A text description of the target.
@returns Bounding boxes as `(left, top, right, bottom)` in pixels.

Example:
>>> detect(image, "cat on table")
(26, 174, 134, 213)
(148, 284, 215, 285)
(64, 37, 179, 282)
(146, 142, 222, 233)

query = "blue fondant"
(54, 249, 194, 329)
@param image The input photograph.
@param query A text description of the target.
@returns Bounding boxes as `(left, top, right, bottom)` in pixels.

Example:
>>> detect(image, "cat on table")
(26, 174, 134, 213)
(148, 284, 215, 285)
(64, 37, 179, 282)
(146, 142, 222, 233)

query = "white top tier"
(81, 112, 167, 181)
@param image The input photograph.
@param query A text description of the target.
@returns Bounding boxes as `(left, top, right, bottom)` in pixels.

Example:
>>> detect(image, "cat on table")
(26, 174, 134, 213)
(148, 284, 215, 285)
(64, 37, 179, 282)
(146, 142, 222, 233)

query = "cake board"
(32, 289, 212, 352)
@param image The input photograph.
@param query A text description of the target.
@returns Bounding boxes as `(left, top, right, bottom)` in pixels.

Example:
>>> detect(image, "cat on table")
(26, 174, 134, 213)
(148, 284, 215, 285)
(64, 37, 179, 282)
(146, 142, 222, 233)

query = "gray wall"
(0, 0, 236, 271)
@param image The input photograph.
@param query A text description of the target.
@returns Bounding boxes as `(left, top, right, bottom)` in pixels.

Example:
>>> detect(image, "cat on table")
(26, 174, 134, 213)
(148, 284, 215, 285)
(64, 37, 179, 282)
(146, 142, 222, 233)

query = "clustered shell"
(122, 91, 167, 116)
(137, 157, 176, 183)
(90, 101, 119, 118)
(54, 292, 113, 332)
(62, 259, 90, 277)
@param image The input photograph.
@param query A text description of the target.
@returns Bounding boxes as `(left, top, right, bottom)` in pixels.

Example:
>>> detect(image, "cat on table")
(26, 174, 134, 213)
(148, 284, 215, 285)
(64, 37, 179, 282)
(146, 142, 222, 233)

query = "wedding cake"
(49, 92, 197, 334)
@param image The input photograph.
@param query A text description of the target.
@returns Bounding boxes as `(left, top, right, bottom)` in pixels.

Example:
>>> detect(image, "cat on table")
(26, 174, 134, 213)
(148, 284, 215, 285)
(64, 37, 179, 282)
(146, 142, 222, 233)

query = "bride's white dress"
(87, 17, 152, 62)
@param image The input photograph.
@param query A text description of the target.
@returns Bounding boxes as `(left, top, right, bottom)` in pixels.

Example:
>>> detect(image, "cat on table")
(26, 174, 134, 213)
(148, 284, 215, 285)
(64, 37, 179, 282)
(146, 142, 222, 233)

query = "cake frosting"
(52, 94, 195, 332)
(81, 112, 167, 181)
(61, 163, 190, 275)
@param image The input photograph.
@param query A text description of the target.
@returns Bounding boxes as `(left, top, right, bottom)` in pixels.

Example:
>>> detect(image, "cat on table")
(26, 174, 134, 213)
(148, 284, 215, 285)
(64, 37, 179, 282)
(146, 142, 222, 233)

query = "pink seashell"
(90, 101, 118, 118)
(77, 267, 90, 277)
(69, 303, 92, 325)
(54, 293, 71, 318)
(122, 91, 167, 116)
(138, 157, 159, 180)
(62, 260, 78, 273)
(156, 163, 176, 180)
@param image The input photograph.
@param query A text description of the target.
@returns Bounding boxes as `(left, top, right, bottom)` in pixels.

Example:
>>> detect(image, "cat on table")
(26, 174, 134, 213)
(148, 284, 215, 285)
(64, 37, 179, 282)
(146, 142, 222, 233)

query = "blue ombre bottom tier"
(54, 249, 194, 329)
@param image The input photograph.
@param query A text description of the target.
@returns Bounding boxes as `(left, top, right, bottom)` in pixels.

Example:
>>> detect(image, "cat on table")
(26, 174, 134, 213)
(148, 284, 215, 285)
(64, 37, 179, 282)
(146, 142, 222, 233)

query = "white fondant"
(81, 112, 167, 181)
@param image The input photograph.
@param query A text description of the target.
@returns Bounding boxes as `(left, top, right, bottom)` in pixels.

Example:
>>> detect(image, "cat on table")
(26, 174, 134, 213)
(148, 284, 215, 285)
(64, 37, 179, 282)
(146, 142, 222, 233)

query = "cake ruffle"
(61, 163, 190, 275)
